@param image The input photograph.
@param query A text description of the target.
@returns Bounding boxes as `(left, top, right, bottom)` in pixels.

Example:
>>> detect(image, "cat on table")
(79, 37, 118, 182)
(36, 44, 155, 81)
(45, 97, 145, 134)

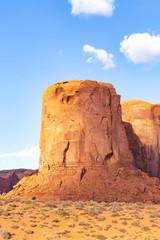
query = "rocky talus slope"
(6, 80, 160, 203)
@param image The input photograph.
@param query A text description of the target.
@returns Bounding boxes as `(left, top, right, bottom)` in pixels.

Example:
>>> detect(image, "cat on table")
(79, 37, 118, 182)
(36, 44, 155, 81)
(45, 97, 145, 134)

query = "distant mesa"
(5, 80, 160, 203)
(0, 169, 38, 194)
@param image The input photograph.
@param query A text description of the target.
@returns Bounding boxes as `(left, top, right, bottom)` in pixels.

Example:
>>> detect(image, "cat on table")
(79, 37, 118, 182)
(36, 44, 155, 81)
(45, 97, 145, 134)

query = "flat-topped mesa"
(121, 100, 160, 177)
(39, 80, 133, 171)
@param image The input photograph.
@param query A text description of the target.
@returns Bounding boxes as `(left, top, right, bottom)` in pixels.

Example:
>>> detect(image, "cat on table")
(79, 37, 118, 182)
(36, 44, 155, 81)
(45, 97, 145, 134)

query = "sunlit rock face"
(39, 80, 133, 171)
(121, 100, 160, 177)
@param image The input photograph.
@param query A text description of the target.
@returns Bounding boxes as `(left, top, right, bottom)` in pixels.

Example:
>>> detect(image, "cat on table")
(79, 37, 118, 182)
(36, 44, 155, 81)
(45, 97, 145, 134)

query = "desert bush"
(53, 207, 70, 217)
(151, 223, 158, 227)
(0, 208, 4, 215)
(52, 224, 59, 227)
(29, 213, 37, 218)
(39, 214, 46, 220)
(18, 204, 27, 211)
(131, 220, 140, 227)
(53, 206, 77, 221)
(131, 213, 143, 219)
(30, 223, 37, 227)
(0, 230, 11, 239)
(8, 203, 17, 208)
(150, 211, 160, 218)
(57, 229, 70, 235)
(2, 211, 10, 216)
(120, 217, 132, 221)
(95, 215, 106, 221)
(61, 201, 73, 207)
(24, 228, 34, 234)
(25, 199, 35, 204)
(94, 234, 107, 240)
(118, 227, 127, 233)
(77, 229, 83, 233)
(43, 232, 54, 240)
(144, 236, 150, 240)
(78, 221, 91, 227)
(39, 223, 48, 228)
(74, 202, 84, 210)
(121, 220, 127, 225)
(13, 197, 22, 202)
(52, 218, 59, 222)
(104, 224, 112, 231)
(11, 225, 19, 229)
(141, 225, 150, 231)
(45, 201, 57, 208)
(111, 212, 120, 217)
(94, 224, 102, 230)
(82, 206, 102, 217)
(67, 222, 75, 228)
(112, 219, 118, 223)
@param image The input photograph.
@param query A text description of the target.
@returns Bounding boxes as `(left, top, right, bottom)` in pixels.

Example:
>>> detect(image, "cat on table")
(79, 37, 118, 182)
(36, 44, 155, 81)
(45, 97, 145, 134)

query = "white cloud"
(69, 0, 115, 17)
(0, 145, 40, 159)
(83, 44, 115, 69)
(120, 33, 160, 64)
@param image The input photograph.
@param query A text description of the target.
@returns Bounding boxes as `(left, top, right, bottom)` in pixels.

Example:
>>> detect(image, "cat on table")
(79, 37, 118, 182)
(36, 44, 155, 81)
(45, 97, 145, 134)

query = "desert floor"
(0, 197, 160, 240)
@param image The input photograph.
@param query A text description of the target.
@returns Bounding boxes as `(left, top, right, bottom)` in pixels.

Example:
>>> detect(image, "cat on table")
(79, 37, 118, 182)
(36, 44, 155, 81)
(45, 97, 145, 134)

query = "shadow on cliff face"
(123, 121, 150, 175)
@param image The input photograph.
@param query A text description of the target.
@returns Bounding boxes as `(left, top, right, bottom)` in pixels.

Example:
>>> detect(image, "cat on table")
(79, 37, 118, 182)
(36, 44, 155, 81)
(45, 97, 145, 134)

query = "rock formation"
(5, 81, 160, 203)
(121, 100, 160, 178)
(0, 169, 38, 194)
(39, 80, 133, 171)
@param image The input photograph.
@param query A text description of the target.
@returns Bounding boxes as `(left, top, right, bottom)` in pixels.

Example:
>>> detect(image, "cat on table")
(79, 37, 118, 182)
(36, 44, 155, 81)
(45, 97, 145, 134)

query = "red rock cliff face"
(121, 100, 160, 177)
(39, 80, 133, 171)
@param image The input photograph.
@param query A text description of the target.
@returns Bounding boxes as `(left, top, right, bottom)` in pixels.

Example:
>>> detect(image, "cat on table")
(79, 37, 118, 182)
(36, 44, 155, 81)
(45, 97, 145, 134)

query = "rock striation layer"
(121, 100, 160, 177)
(6, 81, 160, 203)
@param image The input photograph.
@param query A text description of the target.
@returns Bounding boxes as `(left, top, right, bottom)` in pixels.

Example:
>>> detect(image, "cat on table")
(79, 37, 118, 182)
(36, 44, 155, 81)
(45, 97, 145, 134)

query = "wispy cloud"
(83, 44, 115, 70)
(58, 49, 63, 56)
(0, 145, 40, 159)
(69, 0, 115, 17)
(120, 33, 160, 64)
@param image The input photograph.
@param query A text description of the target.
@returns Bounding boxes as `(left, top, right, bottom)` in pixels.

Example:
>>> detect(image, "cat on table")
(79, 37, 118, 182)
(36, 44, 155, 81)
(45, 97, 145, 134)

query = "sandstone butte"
(6, 80, 160, 203)
(121, 100, 160, 178)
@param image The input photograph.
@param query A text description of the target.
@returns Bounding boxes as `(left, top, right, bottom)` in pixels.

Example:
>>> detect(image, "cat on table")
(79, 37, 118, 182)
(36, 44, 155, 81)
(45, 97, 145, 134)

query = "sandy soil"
(0, 197, 160, 240)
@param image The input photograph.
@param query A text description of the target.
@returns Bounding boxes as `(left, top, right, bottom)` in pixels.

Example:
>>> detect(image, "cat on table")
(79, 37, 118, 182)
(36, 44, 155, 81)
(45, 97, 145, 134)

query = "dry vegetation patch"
(0, 197, 160, 239)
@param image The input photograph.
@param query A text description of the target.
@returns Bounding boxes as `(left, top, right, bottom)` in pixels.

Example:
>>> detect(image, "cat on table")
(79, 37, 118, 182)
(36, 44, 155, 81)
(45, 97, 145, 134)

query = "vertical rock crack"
(80, 167, 87, 181)
(63, 141, 70, 167)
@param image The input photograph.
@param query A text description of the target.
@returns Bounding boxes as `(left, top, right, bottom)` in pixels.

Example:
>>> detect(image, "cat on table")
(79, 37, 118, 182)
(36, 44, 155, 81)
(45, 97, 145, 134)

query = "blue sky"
(0, 0, 160, 170)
